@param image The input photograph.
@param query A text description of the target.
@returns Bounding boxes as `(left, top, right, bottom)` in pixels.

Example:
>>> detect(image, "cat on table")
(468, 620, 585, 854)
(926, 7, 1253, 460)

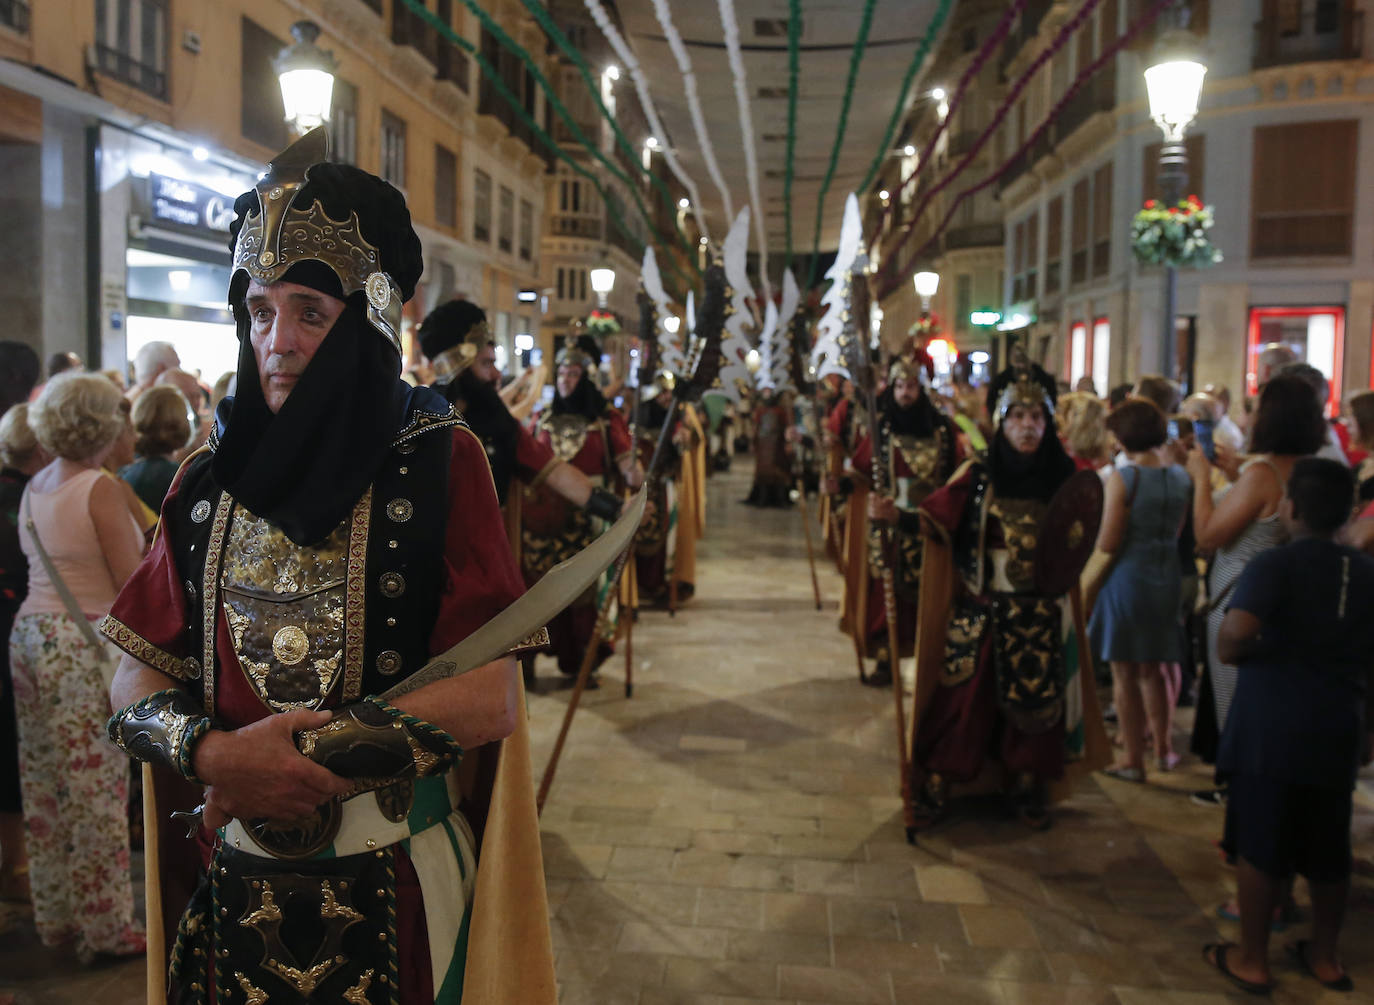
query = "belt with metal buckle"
(221, 774, 453, 861)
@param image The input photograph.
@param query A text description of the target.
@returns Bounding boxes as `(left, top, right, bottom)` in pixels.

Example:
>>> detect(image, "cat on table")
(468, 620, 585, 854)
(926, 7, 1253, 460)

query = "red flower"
(1143, 199, 1157, 209)
(1188, 194, 1200, 204)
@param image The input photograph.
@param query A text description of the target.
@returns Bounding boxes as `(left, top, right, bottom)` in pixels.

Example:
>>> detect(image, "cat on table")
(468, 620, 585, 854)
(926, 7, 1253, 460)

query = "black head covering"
(984, 363, 1074, 500)
(214, 163, 424, 545)
(418, 300, 489, 361)
(877, 382, 944, 438)
(438, 367, 518, 504)
(552, 375, 608, 420)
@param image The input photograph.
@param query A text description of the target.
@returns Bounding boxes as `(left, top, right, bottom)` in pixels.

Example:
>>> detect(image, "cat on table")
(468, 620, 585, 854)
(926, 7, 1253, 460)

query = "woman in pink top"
(10, 372, 146, 961)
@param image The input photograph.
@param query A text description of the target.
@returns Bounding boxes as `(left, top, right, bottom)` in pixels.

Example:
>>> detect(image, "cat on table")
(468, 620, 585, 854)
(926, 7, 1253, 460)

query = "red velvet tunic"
(107, 429, 525, 1003)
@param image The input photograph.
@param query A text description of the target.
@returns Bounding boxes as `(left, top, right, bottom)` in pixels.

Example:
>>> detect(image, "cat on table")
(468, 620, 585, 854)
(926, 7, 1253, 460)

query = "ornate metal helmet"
(554, 345, 596, 371)
(989, 361, 1057, 422)
(229, 127, 411, 354)
(888, 351, 933, 388)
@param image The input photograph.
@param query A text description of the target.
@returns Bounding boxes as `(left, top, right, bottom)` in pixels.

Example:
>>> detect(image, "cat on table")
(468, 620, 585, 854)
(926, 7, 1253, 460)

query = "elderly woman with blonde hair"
(9, 372, 146, 961)
(117, 383, 192, 513)
(1058, 390, 1113, 474)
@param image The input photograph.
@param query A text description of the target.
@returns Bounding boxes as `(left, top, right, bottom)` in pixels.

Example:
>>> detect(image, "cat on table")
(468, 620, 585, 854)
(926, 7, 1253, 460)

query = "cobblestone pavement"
(3, 464, 1371, 1003)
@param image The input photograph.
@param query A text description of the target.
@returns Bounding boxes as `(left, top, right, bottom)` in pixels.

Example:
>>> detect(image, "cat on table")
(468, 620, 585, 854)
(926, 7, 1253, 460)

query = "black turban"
(419, 300, 488, 361)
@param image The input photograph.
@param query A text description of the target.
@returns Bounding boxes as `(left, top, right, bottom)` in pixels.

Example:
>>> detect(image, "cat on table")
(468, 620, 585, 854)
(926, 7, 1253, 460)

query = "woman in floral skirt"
(10, 373, 146, 961)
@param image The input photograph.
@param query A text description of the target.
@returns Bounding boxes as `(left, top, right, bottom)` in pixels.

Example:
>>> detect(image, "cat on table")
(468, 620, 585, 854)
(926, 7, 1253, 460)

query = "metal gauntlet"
(107, 688, 212, 783)
(293, 696, 461, 796)
(584, 486, 622, 523)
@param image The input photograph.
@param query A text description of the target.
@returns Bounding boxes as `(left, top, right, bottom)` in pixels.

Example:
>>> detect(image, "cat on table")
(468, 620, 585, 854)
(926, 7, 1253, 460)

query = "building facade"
(995, 0, 1374, 404)
(0, 0, 553, 383)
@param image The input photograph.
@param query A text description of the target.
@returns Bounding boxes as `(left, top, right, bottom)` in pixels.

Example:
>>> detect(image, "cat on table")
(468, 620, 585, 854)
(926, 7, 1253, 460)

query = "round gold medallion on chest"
(271, 625, 310, 666)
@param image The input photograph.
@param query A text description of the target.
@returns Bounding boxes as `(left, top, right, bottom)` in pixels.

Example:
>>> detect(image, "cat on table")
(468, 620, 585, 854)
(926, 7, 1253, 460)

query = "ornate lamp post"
(589, 264, 616, 308)
(275, 21, 338, 136)
(913, 270, 940, 317)
(1144, 5, 1206, 379)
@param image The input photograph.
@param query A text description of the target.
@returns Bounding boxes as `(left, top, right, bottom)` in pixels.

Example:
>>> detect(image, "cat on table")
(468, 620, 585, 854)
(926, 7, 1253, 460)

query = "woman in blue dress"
(1089, 397, 1191, 781)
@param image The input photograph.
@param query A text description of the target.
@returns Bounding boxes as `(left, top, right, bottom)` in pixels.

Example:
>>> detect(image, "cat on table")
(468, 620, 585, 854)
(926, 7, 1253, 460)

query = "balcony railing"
(392, 3, 438, 65)
(551, 215, 602, 240)
(436, 43, 469, 93)
(0, 0, 29, 32)
(1000, 0, 1053, 69)
(95, 44, 166, 100)
(946, 129, 982, 159)
(1254, 6, 1363, 68)
(943, 222, 1004, 251)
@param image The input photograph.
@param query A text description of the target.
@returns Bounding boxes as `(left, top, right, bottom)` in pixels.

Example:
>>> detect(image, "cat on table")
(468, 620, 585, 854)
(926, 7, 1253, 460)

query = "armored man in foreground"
(101, 129, 555, 1003)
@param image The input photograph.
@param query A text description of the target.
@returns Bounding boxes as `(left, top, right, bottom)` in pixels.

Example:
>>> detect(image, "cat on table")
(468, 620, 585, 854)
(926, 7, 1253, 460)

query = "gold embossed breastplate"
(220, 506, 350, 712)
(541, 414, 592, 463)
(890, 430, 944, 512)
(987, 497, 1047, 593)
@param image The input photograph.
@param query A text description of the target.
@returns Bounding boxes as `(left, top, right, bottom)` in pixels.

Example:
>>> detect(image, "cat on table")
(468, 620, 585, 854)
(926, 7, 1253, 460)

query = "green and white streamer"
(583, 0, 712, 247)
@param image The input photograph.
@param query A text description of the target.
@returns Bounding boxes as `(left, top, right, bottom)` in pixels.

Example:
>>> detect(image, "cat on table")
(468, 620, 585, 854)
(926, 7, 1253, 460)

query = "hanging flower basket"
(1131, 195, 1222, 269)
(907, 312, 941, 339)
(584, 309, 621, 336)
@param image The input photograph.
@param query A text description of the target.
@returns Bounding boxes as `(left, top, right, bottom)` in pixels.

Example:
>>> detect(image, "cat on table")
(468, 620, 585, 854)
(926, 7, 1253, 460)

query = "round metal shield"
(1033, 469, 1105, 595)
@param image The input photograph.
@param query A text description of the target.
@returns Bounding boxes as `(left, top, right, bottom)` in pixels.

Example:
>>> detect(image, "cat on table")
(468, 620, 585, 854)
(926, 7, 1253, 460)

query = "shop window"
(1092, 318, 1110, 395)
(1069, 322, 1088, 383)
(434, 144, 457, 230)
(240, 18, 288, 150)
(1246, 306, 1344, 410)
(381, 110, 406, 190)
(519, 198, 533, 261)
(473, 169, 492, 243)
(331, 79, 358, 166)
(96, 0, 168, 99)
(498, 185, 514, 254)
(1251, 120, 1357, 258)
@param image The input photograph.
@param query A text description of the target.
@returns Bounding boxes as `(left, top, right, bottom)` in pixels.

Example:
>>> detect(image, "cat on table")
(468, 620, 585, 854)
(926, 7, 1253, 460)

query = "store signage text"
(150, 173, 235, 233)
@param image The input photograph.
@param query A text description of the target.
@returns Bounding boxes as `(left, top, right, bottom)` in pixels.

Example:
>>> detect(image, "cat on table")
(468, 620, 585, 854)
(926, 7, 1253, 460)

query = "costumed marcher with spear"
(632, 370, 701, 606)
(419, 299, 624, 570)
(845, 349, 962, 688)
(522, 346, 644, 687)
(909, 358, 1111, 832)
(100, 129, 557, 1002)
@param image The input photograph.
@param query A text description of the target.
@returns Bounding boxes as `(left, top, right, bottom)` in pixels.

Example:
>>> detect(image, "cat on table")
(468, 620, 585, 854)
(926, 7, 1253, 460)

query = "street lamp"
(1144, 3, 1206, 379)
(589, 264, 616, 307)
(663, 315, 681, 334)
(913, 271, 940, 315)
(275, 21, 338, 135)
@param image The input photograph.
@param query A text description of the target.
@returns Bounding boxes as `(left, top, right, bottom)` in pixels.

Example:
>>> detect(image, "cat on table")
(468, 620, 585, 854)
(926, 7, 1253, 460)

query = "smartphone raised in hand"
(1194, 418, 1216, 462)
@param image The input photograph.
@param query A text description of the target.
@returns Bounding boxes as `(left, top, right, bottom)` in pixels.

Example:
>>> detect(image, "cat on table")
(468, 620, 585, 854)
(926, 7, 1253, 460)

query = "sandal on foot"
(1288, 940, 1354, 992)
(1101, 765, 1146, 783)
(1202, 943, 1275, 996)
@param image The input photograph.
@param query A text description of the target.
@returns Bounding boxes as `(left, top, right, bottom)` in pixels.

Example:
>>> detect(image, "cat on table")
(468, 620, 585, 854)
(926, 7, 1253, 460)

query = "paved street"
(3, 463, 1372, 1003)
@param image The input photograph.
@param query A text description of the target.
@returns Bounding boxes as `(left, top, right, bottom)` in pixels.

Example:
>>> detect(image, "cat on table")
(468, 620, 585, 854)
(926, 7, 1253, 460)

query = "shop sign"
(150, 173, 236, 234)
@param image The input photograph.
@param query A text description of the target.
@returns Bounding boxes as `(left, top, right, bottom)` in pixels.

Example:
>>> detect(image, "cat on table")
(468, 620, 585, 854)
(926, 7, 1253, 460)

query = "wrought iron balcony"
(1054, 72, 1116, 146)
(943, 222, 1004, 251)
(1254, 5, 1363, 68)
(94, 44, 166, 100)
(551, 215, 602, 240)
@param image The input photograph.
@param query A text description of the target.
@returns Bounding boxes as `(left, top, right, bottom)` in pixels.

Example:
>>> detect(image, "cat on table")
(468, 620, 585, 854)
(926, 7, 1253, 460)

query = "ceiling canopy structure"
(612, 0, 951, 275)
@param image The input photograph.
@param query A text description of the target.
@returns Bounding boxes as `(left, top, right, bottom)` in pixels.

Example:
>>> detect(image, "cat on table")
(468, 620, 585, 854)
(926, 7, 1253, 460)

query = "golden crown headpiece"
(230, 127, 404, 354)
(430, 321, 493, 379)
(994, 369, 1056, 421)
(887, 353, 930, 387)
(555, 345, 596, 371)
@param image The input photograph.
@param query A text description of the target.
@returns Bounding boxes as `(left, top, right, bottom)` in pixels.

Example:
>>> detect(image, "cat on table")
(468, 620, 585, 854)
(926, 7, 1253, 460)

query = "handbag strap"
(20, 487, 107, 650)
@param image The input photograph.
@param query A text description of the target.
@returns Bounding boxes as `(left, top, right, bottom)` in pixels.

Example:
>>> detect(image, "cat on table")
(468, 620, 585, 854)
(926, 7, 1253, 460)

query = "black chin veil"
(212, 289, 408, 546)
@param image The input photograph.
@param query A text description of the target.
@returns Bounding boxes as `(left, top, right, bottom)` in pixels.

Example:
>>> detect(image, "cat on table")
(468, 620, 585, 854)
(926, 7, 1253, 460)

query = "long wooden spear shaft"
(538, 266, 726, 813)
(849, 269, 915, 836)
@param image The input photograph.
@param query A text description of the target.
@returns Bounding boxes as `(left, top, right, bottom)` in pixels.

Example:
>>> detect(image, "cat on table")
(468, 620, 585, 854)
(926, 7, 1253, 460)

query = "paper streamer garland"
(717, 0, 771, 301)
(783, 0, 802, 271)
(583, 0, 712, 247)
(807, 0, 878, 287)
(651, 0, 735, 223)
